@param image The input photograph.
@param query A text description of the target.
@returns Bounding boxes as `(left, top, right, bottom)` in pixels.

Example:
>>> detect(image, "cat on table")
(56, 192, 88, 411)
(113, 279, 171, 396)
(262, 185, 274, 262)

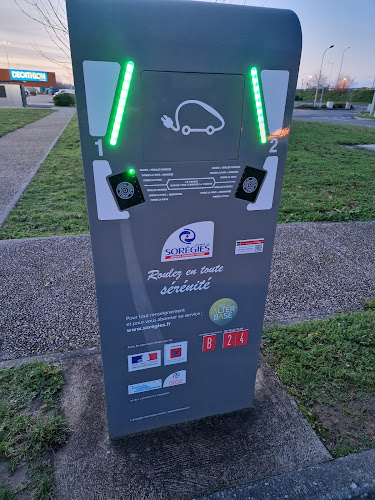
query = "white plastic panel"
(93, 160, 130, 220)
(261, 70, 289, 137)
(247, 156, 278, 212)
(83, 61, 120, 137)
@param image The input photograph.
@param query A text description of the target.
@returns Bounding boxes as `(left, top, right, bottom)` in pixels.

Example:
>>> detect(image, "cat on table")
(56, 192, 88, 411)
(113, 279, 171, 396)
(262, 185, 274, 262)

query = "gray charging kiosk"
(67, 0, 302, 438)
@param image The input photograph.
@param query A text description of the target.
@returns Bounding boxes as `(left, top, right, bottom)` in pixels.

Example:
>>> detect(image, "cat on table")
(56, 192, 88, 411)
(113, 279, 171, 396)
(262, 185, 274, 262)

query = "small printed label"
(163, 370, 186, 387)
(202, 334, 217, 352)
(235, 238, 264, 255)
(128, 350, 161, 372)
(128, 379, 162, 395)
(164, 341, 188, 365)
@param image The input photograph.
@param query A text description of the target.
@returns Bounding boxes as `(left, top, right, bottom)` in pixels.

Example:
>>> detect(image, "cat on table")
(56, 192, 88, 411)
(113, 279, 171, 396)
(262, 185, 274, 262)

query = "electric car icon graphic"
(161, 100, 225, 136)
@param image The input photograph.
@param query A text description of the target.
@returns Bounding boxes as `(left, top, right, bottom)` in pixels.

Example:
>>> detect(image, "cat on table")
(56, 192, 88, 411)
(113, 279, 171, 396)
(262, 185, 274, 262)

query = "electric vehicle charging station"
(67, 0, 302, 438)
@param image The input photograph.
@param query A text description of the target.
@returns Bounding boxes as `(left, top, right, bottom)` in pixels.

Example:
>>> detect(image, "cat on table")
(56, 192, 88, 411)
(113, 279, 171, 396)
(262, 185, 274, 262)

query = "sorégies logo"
(179, 229, 196, 244)
(161, 221, 214, 262)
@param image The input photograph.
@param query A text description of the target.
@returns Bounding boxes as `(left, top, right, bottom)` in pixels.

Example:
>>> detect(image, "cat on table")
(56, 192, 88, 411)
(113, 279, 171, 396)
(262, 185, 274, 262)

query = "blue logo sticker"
(179, 229, 196, 244)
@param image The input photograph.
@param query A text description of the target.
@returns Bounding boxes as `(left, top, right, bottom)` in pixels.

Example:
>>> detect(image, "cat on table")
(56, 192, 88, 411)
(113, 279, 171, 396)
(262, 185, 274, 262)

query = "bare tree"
(335, 76, 355, 92)
(334, 75, 355, 101)
(310, 72, 329, 90)
(14, 0, 71, 72)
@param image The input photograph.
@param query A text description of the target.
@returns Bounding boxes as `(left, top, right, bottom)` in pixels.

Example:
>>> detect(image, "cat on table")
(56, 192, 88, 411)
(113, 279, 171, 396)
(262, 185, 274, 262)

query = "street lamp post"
(327, 62, 334, 88)
(1, 41, 11, 72)
(320, 61, 334, 108)
(306, 75, 312, 104)
(337, 46, 350, 85)
(314, 45, 334, 108)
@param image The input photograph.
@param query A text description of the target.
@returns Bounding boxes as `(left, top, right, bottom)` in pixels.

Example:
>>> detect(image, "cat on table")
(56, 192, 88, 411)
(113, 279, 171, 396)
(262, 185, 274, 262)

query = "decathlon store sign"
(10, 69, 47, 82)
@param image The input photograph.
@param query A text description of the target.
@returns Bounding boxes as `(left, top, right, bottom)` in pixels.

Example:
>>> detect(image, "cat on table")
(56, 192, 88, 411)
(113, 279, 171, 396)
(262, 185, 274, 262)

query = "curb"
(0, 110, 76, 227)
(0, 346, 100, 369)
(354, 116, 375, 121)
(199, 449, 375, 500)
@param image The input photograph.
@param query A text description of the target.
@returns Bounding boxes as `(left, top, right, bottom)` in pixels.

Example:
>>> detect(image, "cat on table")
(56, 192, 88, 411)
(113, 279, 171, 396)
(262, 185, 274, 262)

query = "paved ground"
(26, 94, 56, 108)
(1, 221, 374, 361)
(0, 107, 76, 226)
(53, 352, 330, 500)
(293, 107, 375, 128)
(202, 448, 375, 500)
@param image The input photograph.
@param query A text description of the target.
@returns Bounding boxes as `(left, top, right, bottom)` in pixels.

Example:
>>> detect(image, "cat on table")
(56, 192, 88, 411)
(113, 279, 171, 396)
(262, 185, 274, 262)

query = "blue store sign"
(10, 69, 47, 82)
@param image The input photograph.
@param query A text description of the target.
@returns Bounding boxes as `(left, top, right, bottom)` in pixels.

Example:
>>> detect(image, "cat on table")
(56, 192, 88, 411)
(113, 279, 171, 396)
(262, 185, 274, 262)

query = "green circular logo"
(209, 298, 238, 326)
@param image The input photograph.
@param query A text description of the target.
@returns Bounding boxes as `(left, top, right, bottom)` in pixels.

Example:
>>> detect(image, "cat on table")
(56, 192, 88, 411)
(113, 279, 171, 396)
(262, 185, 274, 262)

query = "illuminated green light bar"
(250, 67, 267, 144)
(109, 60, 135, 146)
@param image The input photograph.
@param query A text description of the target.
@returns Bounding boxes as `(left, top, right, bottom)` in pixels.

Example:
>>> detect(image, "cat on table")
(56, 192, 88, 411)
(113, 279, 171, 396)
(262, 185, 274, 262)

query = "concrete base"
(54, 352, 330, 500)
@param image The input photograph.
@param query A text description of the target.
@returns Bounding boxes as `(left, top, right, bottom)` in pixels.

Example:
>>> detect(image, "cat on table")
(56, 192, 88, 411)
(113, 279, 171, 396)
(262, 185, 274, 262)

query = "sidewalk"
(0, 108, 76, 226)
(0, 221, 374, 361)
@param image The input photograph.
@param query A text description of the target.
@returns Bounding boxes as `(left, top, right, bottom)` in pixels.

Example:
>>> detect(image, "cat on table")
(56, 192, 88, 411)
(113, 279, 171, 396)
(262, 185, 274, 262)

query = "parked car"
(54, 88, 75, 97)
(25, 87, 37, 96)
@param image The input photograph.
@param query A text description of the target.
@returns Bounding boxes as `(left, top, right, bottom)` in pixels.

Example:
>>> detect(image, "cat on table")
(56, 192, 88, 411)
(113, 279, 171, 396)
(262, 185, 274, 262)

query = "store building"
(0, 68, 57, 89)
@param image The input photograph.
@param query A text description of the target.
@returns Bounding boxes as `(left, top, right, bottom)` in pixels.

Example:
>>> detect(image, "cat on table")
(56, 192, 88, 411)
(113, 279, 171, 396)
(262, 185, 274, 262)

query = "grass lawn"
(279, 121, 375, 223)
(1, 118, 375, 239)
(0, 116, 88, 240)
(262, 298, 375, 458)
(355, 112, 375, 120)
(0, 362, 66, 499)
(0, 109, 53, 138)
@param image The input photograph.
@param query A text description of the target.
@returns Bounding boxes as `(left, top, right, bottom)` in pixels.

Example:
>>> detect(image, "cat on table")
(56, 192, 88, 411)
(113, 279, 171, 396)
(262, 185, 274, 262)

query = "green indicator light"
(128, 168, 135, 175)
(250, 67, 267, 144)
(109, 60, 135, 146)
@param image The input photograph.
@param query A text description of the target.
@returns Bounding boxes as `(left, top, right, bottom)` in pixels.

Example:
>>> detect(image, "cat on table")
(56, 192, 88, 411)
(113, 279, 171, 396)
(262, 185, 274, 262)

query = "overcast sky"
(0, 0, 374, 87)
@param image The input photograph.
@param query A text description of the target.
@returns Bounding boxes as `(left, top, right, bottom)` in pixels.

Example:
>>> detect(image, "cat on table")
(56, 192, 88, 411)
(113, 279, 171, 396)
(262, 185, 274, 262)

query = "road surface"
(293, 106, 375, 128)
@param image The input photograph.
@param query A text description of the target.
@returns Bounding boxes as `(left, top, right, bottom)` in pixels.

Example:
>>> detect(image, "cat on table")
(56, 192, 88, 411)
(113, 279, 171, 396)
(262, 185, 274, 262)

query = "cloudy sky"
(0, 0, 374, 87)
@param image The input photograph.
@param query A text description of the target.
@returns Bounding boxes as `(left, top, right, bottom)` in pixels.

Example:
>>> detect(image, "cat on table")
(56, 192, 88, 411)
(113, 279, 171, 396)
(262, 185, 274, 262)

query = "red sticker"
(222, 332, 236, 349)
(170, 348, 182, 358)
(202, 334, 217, 352)
(235, 329, 249, 346)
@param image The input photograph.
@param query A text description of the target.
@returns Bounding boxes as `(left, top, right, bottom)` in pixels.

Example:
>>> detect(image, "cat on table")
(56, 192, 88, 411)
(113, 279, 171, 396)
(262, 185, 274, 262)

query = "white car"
(54, 88, 75, 96)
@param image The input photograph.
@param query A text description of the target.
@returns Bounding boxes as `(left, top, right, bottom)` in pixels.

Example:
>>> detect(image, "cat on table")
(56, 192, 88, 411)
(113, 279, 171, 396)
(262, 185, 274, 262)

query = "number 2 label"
(269, 138, 278, 154)
(223, 332, 235, 349)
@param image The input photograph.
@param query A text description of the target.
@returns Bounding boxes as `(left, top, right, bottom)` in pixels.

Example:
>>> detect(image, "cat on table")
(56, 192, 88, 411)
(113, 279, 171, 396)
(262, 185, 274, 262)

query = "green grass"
(296, 89, 374, 105)
(0, 109, 53, 138)
(1, 118, 375, 240)
(356, 112, 375, 120)
(0, 362, 67, 499)
(0, 115, 88, 240)
(262, 299, 375, 458)
(279, 121, 375, 223)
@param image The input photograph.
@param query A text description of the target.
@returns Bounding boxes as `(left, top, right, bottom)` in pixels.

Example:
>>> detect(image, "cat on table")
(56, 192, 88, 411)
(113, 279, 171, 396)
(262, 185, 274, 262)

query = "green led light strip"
(109, 60, 135, 146)
(250, 67, 267, 144)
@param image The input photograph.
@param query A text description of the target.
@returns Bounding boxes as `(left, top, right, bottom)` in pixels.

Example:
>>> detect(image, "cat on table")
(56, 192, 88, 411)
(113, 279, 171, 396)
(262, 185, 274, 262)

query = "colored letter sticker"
(222, 332, 236, 349)
(235, 329, 249, 346)
(203, 334, 217, 352)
